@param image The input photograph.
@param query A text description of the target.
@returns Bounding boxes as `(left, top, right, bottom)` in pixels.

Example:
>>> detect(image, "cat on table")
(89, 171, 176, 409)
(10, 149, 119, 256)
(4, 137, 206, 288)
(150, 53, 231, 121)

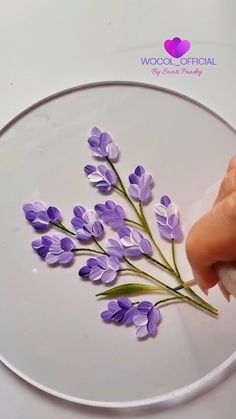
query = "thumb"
(186, 191, 236, 290)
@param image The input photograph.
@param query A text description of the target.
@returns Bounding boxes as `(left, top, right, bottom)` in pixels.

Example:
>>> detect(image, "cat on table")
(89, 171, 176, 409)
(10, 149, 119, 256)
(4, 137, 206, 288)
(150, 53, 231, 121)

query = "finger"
(186, 190, 236, 290)
(214, 156, 236, 205)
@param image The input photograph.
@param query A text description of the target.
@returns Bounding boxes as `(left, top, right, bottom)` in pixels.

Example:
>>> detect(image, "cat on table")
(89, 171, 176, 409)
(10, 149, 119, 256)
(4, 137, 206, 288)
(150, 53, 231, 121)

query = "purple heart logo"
(164, 37, 191, 58)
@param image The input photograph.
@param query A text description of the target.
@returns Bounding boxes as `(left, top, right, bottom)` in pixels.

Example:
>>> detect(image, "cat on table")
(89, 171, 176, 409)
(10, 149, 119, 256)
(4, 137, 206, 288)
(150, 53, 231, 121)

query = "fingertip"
(218, 282, 231, 302)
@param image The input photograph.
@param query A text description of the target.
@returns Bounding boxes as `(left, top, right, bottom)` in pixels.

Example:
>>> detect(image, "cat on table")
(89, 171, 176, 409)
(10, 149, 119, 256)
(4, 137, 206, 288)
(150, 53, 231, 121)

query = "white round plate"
(0, 82, 236, 409)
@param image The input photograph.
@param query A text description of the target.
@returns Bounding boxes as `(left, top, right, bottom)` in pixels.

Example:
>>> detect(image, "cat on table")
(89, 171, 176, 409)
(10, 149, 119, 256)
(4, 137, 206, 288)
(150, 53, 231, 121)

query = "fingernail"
(198, 283, 209, 295)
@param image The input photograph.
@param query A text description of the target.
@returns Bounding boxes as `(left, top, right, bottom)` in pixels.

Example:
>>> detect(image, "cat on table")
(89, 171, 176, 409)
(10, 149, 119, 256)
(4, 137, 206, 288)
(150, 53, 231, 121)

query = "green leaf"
(96, 283, 162, 298)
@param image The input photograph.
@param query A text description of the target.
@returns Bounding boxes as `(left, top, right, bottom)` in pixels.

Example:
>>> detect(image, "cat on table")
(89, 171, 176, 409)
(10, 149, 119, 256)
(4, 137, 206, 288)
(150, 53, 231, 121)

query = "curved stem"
(50, 221, 76, 236)
(72, 248, 104, 255)
(93, 238, 107, 254)
(171, 239, 180, 277)
(124, 218, 144, 229)
(155, 297, 181, 306)
(146, 255, 173, 273)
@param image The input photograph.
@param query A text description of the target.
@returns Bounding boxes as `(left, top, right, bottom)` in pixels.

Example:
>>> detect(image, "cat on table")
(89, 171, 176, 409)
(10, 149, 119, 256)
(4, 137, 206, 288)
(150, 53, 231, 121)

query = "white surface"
(0, 1, 236, 418)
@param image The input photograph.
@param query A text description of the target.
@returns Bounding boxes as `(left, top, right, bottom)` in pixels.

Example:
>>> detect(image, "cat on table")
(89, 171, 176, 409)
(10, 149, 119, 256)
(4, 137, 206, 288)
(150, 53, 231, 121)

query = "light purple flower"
(101, 297, 137, 325)
(154, 195, 183, 241)
(133, 301, 161, 338)
(106, 238, 125, 259)
(32, 234, 75, 265)
(95, 200, 125, 229)
(118, 227, 152, 257)
(128, 166, 153, 204)
(23, 202, 62, 231)
(79, 255, 120, 284)
(88, 127, 119, 160)
(71, 206, 104, 242)
(84, 164, 117, 192)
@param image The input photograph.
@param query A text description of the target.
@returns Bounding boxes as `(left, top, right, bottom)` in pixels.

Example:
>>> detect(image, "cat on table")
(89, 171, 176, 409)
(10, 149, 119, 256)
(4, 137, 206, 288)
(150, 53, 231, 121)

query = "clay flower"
(133, 301, 161, 338)
(71, 206, 104, 242)
(84, 164, 117, 192)
(79, 255, 120, 284)
(106, 238, 125, 259)
(118, 227, 152, 257)
(23, 202, 61, 231)
(154, 195, 183, 241)
(101, 297, 137, 325)
(95, 200, 125, 229)
(88, 127, 119, 160)
(32, 234, 75, 265)
(128, 166, 153, 204)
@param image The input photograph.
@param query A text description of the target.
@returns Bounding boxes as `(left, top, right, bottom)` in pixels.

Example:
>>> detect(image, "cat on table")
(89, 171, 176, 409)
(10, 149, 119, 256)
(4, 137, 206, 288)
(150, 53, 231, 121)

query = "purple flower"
(88, 127, 119, 160)
(32, 234, 75, 265)
(79, 255, 120, 284)
(118, 227, 152, 257)
(101, 297, 137, 325)
(95, 200, 125, 229)
(128, 166, 153, 204)
(84, 164, 117, 192)
(133, 301, 161, 338)
(71, 206, 104, 242)
(23, 202, 62, 231)
(154, 195, 183, 241)
(106, 238, 125, 259)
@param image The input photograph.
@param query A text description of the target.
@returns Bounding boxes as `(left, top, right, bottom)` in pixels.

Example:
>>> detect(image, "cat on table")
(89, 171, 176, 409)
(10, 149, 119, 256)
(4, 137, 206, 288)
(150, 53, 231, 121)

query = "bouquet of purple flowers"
(23, 127, 218, 340)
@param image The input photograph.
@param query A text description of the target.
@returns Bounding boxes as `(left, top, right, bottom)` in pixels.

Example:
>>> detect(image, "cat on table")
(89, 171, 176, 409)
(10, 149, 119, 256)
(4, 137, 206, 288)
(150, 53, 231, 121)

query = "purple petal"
(97, 165, 108, 176)
(37, 211, 50, 223)
(45, 252, 59, 264)
(105, 169, 117, 185)
(94, 204, 105, 216)
(117, 297, 132, 310)
(106, 241, 124, 259)
(73, 205, 86, 217)
(32, 239, 43, 250)
(133, 313, 148, 326)
(96, 256, 109, 269)
(125, 246, 141, 257)
(168, 214, 179, 229)
(88, 136, 100, 147)
(60, 237, 74, 251)
(136, 325, 149, 338)
(107, 256, 120, 271)
(129, 173, 139, 185)
(96, 181, 111, 192)
(84, 165, 96, 175)
(111, 310, 126, 324)
(76, 228, 92, 242)
(135, 166, 145, 177)
(101, 270, 117, 283)
(100, 132, 112, 155)
(172, 223, 183, 241)
(140, 238, 152, 255)
(34, 202, 47, 212)
(79, 266, 91, 277)
(147, 321, 157, 336)
(128, 184, 139, 200)
(32, 221, 49, 231)
(89, 266, 103, 281)
(47, 206, 61, 221)
(71, 217, 84, 229)
(25, 210, 37, 222)
(161, 195, 171, 207)
(91, 127, 101, 136)
(140, 186, 152, 204)
(92, 221, 104, 237)
(108, 301, 120, 311)
(156, 214, 167, 225)
(137, 301, 153, 313)
(101, 310, 113, 321)
(107, 143, 119, 160)
(123, 307, 138, 325)
(23, 203, 35, 213)
(37, 246, 49, 259)
(58, 251, 73, 265)
(87, 258, 98, 268)
(118, 227, 131, 238)
(106, 200, 116, 209)
(158, 224, 172, 240)
(148, 307, 161, 325)
(41, 236, 53, 246)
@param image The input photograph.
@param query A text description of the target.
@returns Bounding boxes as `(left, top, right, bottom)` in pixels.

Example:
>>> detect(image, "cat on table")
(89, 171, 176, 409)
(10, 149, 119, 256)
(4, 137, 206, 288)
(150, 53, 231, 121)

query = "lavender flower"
(106, 238, 125, 259)
(84, 164, 117, 192)
(32, 234, 75, 265)
(133, 301, 161, 338)
(95, 200, 125, 229)
(88, 127, 119, 160)
(71, 206, 104, 242)
(128, 166, 153, 204)
(23, 202, 61, 231)
(101, 297, 137, 325)
(118, 227, 152, 257)
(79, 255, 120, 284)
(154, 195, 183, 241)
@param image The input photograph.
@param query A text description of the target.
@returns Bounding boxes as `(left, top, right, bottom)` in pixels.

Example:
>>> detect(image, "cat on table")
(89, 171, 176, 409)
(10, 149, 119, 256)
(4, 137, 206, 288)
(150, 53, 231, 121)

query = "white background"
(0, 1, 236, 418)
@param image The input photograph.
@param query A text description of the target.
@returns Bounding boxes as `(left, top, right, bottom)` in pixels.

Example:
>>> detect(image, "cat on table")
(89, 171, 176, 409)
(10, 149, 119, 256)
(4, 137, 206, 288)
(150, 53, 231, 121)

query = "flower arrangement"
(23, 127, 218, 340)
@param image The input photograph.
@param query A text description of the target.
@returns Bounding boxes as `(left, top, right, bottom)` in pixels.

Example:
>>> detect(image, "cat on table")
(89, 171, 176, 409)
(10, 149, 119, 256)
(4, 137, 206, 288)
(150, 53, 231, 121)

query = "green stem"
(155, 297, 181, 306)
(146, 255, 173, 273)
(93, 238, 107, 254)
(124, 218, 144, 229)
(171, 239, 180, 277)
(50, 221, 76, 236)
(123, 258, 217, 315)
(72, 248, 104, 255)
(118, 268, 136, 273)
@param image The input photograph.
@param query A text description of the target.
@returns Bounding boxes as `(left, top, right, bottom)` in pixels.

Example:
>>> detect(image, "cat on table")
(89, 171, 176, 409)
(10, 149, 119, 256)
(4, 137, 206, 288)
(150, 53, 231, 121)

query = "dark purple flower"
(32, 234, 75, 265)
(84, 164, 117, 192)
(133, 301, 161, 338)
(95, 200, 125, 229)
(101, 297, 137, 325)
(87, 127, 119, 160)
(128, 166, 153, 204)
(118, 227, 152, 257)
(23, 202, 62, 231)
(71, 206, 104, 242)
(106, 238, 125, 259)
(154, 195, 183, 241)
(79, 255, 120, 284)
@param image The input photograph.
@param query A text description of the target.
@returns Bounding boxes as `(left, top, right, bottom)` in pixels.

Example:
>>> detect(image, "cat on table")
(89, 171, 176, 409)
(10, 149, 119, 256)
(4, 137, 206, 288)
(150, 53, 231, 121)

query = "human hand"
(186, 156, 236, 299)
